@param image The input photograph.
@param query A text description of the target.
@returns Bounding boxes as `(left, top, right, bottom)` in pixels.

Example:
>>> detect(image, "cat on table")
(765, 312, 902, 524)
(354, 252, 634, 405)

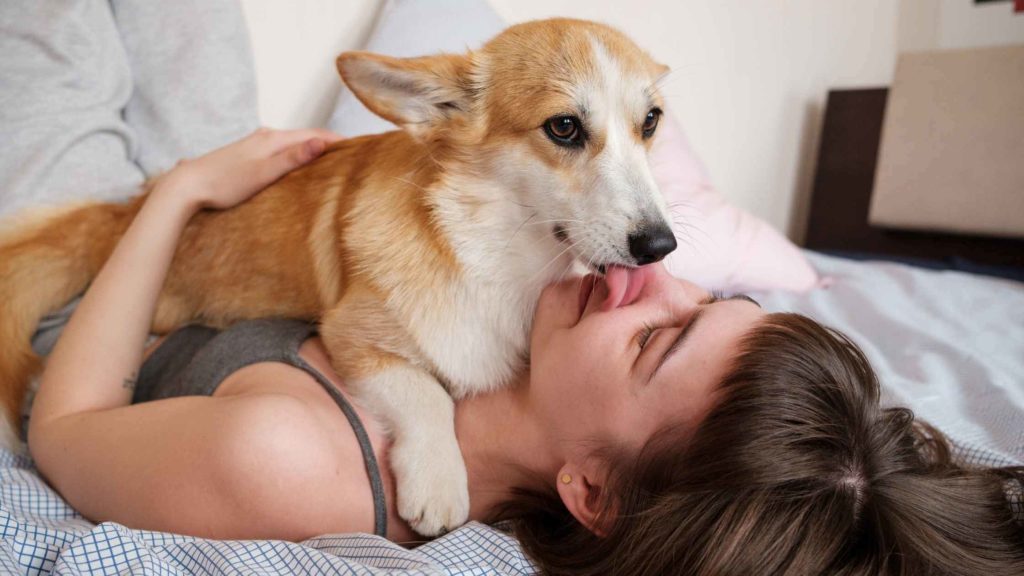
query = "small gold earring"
(561, 474, 572, 484)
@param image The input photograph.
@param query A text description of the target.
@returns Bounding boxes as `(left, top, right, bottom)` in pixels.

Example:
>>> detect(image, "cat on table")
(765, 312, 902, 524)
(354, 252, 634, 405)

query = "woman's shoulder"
(213, 392, 333, 468)
(208, 392, 380, 539)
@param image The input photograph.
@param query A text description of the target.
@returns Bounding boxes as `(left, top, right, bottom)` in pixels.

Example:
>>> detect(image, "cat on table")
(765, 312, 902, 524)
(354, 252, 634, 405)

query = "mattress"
(2, 252, 1021, 575)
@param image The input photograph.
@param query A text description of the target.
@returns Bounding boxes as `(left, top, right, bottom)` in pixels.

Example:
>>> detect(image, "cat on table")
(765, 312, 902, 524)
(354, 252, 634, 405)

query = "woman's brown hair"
(494, 313, 1024, 575)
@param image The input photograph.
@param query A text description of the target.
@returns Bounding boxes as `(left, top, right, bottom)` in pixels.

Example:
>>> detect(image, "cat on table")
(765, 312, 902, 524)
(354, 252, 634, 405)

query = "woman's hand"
(152, 128, 343, 211)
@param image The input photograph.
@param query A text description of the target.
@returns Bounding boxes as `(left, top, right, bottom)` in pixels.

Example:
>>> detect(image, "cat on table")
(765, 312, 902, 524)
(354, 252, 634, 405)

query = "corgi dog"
(0, 18, 675, 535)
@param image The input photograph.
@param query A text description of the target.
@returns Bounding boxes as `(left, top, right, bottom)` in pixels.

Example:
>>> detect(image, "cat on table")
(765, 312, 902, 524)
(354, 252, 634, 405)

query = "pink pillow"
(652, 114, 818, 292)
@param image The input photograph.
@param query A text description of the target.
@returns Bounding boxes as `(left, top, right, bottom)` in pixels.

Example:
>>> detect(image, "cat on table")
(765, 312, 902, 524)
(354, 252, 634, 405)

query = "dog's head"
(337, 18, 676, 271)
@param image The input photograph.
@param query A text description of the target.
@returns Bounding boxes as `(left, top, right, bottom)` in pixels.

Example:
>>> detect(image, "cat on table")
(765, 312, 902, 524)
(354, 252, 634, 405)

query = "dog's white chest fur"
(397, 175, 578, 399)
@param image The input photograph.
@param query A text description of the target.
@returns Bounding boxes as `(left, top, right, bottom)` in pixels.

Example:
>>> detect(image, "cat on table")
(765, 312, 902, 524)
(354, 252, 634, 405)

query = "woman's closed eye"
(634, 322, 677, 371)
(633, 290, 758, 368)
(634, 292, 723, 361)
(637, 323, 656, 349)
(636, 322, 679, 352)
(643, 292, 761, 376)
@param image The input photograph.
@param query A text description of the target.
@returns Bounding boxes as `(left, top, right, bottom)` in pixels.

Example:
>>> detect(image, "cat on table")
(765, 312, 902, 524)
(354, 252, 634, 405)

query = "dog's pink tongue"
(602, 265, 652, 311)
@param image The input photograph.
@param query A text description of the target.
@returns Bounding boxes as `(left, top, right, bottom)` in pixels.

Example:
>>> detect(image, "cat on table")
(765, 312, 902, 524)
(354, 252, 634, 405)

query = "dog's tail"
(0, 199, 139, 449)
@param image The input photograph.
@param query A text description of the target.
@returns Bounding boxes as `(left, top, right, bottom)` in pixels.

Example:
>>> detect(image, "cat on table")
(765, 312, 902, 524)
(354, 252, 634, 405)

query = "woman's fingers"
(254, 137, 329, 187)
(159, 128, 343, 210)
(251, 128, 344, 157)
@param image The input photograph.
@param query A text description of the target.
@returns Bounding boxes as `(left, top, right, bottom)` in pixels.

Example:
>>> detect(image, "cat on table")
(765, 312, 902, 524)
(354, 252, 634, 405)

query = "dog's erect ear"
(337, 51, 472, 138)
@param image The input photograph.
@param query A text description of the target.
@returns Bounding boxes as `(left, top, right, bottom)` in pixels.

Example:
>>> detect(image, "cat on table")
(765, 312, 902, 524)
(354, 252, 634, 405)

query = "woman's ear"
(555, 463, 615, 537)
(336, 51, 472, 140)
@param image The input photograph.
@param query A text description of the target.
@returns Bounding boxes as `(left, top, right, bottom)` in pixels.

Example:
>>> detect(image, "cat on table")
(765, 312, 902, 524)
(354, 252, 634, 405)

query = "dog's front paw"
(391, 438, 470, 537)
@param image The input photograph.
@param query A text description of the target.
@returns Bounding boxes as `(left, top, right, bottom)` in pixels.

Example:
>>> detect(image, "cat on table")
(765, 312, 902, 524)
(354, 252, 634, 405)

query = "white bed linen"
(751, 252, 1024, 467)
(0, 445, 535, 575)
(1, 253, 1020, 574)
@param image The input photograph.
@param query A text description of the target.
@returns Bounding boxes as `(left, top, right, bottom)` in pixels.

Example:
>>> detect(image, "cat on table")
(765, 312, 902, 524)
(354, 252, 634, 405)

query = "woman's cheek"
(541, 336, 577, 382)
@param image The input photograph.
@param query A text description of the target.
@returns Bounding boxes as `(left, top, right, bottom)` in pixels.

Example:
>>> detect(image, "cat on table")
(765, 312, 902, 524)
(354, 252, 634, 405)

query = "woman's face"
(528, 264, 765, 453)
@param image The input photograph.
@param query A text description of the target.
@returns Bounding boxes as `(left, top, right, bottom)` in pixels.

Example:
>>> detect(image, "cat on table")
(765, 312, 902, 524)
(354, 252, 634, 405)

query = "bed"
(1, 2, 1022, 574)
(2, 250, 1021, 575)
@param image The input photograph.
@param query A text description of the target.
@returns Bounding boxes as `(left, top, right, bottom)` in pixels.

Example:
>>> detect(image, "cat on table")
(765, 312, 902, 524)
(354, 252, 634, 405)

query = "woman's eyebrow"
(700, 292, 760, 307)
(728, 293, 761, 308)
(652, 293, 759, 376)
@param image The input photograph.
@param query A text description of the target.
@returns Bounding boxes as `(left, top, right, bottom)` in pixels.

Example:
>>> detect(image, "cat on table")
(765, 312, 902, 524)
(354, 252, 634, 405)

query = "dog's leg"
(356, 363, 469, 536)
(321, 297, 470, 536)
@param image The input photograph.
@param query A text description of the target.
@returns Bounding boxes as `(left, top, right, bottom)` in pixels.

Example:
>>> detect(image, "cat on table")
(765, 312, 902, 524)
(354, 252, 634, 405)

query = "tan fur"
(0, 131, 437, 422)
(480, 19, 665, 139)
(0, 200, 136, 429)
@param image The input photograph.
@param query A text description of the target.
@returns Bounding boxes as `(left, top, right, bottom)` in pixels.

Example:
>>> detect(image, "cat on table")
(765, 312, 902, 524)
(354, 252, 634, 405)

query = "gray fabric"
(0, 0, 258, 220)
(751, 252, 1024, 469)
(134, 318, 389, 538)
(0, 1, 142, 218)
(31, 296, 83, 358)
(133, 324, 220, 401)
(109, 0, 258, 176)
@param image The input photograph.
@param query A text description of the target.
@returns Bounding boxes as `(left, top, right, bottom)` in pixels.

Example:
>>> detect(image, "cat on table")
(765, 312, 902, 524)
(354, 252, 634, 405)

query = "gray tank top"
(134, 318, 388, 538)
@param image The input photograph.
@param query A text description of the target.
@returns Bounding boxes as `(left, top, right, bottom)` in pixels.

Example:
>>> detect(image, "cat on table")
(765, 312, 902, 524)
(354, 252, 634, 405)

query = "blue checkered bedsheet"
(0, 449, 538, 576)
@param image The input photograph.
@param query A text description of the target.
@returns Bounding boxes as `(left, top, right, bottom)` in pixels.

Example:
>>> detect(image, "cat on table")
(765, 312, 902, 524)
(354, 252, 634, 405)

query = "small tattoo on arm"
(122, 371, 138, 391)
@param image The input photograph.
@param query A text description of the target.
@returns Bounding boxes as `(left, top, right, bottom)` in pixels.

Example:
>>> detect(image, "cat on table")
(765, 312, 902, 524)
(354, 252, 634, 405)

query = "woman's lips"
(578, 274, 598, 319)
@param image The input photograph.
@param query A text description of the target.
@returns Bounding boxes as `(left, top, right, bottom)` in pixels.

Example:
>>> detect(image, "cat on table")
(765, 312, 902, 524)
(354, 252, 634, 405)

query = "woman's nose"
(634, 264, 705, 307)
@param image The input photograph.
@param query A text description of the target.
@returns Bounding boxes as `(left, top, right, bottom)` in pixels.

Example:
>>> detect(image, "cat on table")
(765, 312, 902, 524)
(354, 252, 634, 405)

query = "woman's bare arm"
(26, 129, 346, 538)
(29, 128, 338, 427)
(34, 392, 348, 540)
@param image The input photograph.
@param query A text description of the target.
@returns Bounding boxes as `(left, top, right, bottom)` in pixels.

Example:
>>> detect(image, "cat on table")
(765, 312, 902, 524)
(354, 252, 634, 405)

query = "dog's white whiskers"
(645, 69, 673, 96)
(554, 223, 593, 284)
(496, 198, 537, 210)
(503, 212, 538, 253)
(667, 218, 716, 259)
(671, 217, 712, 244)
(554, 233, 584, 284)
(523, 218, 584, 227)
(527, 238, 581, 285)
(555, 260, 575, 285)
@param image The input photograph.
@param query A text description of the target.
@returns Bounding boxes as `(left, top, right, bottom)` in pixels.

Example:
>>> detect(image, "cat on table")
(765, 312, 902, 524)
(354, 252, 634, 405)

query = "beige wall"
(900, 0, 1024, 52)
(240, 0, 380, 135)
(240, 1, 1021, 241)
(939, 0, 1024, 50)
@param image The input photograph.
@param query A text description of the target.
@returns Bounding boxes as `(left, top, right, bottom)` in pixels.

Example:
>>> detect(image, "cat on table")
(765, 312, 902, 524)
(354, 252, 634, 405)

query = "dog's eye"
(642, 108, 662, 138)
(544, 116, 584, 147)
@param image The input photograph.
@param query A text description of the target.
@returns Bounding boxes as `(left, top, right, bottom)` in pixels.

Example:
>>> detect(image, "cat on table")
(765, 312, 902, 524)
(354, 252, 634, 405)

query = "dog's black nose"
(628, 226, 677, 265)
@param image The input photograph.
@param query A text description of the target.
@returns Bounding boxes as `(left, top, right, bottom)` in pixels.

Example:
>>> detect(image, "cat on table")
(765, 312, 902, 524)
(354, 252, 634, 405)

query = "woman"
(27, 130, 1024, 575)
